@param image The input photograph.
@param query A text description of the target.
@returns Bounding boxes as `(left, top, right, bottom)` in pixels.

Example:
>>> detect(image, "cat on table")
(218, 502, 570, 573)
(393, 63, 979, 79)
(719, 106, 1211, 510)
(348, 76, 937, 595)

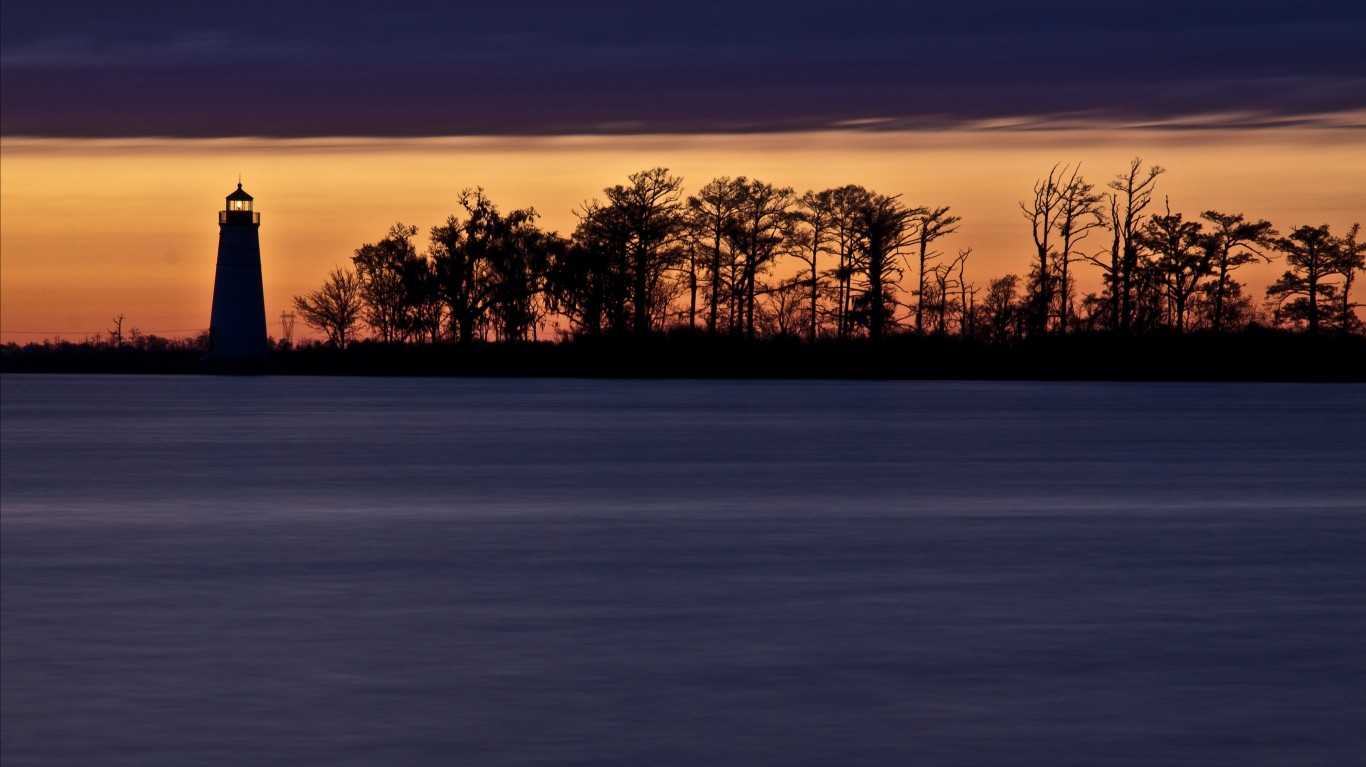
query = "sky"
(2, 1, 1365, 341)
(5, 0, 1365, 136)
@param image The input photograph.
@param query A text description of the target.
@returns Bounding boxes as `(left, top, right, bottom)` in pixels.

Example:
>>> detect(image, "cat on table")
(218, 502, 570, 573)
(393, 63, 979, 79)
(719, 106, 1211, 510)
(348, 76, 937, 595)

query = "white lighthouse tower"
(209, 182, 268, 360)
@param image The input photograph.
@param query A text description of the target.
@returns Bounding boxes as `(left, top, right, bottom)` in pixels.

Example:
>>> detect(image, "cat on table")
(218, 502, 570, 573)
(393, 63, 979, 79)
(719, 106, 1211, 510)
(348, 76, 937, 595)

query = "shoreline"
(4, 330, 1364, 382)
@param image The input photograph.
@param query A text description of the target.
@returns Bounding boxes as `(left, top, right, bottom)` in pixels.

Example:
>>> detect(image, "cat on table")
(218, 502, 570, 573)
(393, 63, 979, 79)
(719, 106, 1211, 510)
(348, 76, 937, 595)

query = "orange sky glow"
(2, 124, 1363, 342)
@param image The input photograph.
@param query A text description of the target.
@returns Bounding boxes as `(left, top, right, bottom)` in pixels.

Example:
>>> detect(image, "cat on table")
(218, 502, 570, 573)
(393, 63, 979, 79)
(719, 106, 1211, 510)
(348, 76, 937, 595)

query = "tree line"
(293, 161, 1365, 347)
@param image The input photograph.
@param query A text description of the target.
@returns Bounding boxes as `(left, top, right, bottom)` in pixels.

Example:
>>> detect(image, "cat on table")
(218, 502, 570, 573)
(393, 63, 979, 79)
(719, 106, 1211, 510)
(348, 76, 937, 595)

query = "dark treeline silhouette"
(6, 160, 1364, 380)
(290, 161, 1365, 348)
(6, 327, 1365, 381)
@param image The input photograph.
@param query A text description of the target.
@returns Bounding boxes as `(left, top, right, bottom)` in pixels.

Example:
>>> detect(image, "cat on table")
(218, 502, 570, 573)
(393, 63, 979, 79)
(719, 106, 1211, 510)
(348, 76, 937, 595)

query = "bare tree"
(759, 275, 809, 339)
(1088, 159, 1164, 333)
(108, 314, 126, 348)
(1054, 169, 1105, 334)
(1021, 165, 1066, 335)
(950, 248, 974, 337)
(294, 266, 364, 347)
(910, 206, 961, 335)
(927, 248, 972, 336)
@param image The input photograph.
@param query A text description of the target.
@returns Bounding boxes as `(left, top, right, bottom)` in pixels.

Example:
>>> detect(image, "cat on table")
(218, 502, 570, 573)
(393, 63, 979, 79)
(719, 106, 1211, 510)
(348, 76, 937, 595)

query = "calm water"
(3, 375, 1364, 766)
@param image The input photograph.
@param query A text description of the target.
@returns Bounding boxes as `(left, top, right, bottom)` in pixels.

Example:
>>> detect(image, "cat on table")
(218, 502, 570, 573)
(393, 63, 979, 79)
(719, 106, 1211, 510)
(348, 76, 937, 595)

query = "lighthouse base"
(209, 223, 268, 360)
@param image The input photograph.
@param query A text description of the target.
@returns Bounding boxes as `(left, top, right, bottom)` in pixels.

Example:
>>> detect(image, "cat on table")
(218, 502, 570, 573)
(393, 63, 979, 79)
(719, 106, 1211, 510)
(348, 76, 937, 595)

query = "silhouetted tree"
(1332, 224, 1364, 334)
(1200, 211, 1277, 332)
(728, 178, 794, 339)
(603, 168, 686, 334)
(108, 314, 126, 348)
(827, 185, 874, 339)
(432, 191, 559, 343)
(926, 248, 971, 336)
(910, 206, 961, 335)
(1189, 279, 1256, 331)
(791, 189, 837, 342)
(294, 265, 364, 347)
(576, 198, 634, 334)
(405, 257, 444, 343)
(1139, 201, 1208, 332)
(686, 177, 744, 334)
(1130, 258, 1168, 334)
(547, 207, 620, 337)
(760, 275, 808, 339)
(352, 222, 423, 343)
(1021, 165, 1066, 334)
(855, 193, 915, 341)
(1054, 169, 1105, 334)
(955, 250, 978, 339)
(981, 274, 1024, 344)
(487, 208, 561, 341)
(1267, 224, 1342, 333)
(430, 189, 498, 343)
(1089, 159, 1164, 333)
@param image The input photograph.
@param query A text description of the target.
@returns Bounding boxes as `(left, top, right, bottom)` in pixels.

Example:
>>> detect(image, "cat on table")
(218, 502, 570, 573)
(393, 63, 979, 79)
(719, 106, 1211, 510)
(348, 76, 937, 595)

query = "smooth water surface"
(3, 375, 1364, 765)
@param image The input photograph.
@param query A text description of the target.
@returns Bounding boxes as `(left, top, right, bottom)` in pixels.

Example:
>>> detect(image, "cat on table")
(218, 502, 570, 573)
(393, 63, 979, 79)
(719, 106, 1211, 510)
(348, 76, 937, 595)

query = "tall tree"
(827, 185, 874, 339)
(792, 189, 837, 342)
(1021, 165, 1066, 335)
(686, 177, 744, 334)
(1054, 169, 1105, 334)
(910, 206, 961, 336)
(953, 249, 977, 339)
(486, 207, 560, 342)
(855, 193, 915, 341)
(1138, 201, 1208, 332)
(728, 178, 794, 339)
(548, 203, 623, 337)
(1267, 224, 1340, 333)
(293, 266, 364, 347)
(1200, 211, 1277, 332)
(429, 189, 560, 343)
(602, 168, 686, 334)
(351, 222, 423, 343)
(1090, 159, 1164, 333)
(430, 190, 491, 343)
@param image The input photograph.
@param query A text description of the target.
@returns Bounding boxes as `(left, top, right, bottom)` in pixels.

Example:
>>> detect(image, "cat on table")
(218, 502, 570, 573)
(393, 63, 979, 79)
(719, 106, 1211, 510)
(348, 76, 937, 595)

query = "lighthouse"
(209, 182, 268, 360)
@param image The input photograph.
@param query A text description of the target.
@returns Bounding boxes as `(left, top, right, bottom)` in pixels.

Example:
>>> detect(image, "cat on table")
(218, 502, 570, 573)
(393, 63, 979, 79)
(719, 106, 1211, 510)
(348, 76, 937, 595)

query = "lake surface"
(3, 375, 1364, 766)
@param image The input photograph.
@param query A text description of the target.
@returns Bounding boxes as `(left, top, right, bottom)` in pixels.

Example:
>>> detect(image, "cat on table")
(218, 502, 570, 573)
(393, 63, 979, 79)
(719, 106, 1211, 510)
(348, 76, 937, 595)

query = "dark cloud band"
(4, 1, 1363, 136)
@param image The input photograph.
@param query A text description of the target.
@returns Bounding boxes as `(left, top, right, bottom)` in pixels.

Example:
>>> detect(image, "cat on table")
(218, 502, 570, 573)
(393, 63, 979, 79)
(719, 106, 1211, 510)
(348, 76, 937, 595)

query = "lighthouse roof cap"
(227, 183, 254, 202)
